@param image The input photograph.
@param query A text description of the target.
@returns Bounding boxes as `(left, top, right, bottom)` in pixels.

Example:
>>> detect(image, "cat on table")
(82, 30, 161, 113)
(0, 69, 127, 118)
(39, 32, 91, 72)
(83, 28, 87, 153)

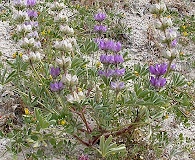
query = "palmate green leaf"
(97, 135, 127, 158)
(134, 63, 149, 76)
(80, 39, 98, 54)
(171, 73, 186, 87)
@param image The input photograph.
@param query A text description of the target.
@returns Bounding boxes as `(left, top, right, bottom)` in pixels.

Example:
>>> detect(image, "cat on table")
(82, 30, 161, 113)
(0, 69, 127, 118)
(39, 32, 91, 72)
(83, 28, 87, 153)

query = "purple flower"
(149, 63, 167, 76)
(94, 25, 107, 32)
(114, 54, 124, 64)
(171, 39, 177, 47)
(50, 67, 60, 78)
(94, 13, 106, 22)
(14, 0, 22, 5)
(113, 42, 122, 52)
(27, 31, 39, 38)
(150, 76, 166, 87)
(99, 39, 115, 51)
(171, 64, 176, 70)
(100, 54, 115, 64)
(110, 81, 125, 90)
(50, 81, 63, 92)
(98, 69, 114, 77)
(26, 0, 36, 7)
(25, 21, 38, 27)
(27, 10, 38, 18)
(78, 154, 89, 160)
(34, 41, 41, 48)
(114, 68, 125, 76)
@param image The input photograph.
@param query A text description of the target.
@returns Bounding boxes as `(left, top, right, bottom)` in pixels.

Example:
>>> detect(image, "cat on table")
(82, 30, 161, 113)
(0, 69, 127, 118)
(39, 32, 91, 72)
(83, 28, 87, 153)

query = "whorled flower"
(12, 10, 29, 21)
(166, 29, 177, 40)
(22, 51, 42, 62)
(27, 31, 39, 38)
(171, 39, 177, 47)
(54, 40, 73, 51)
(50, 81, 63, 92)
(114, 54, 124, 63)
(49, 2, 64, 11)
(62, 74, 78, 86)
(98, 69, 114, 77)
(97, 39, 122, 52)
(20, 37, 35, 48)
(25, 21, 38, 27)
(13, 0, 26, 8)
(94, 25, 107, 32)
(54, 12, 68, 22)
(149, 2, 166, 14)
(60, 25, 74, 34)
(150, 76, 166, 88)
(56, 56, 71, 68)
(50, 67, 60, 78)
(26, 0, 36, 7)
(29, 51, 42, 61)
(149, 63, 167, 76)
(113, 42, 122, 52)
(161, 17, 173, 28)
(94, 13, 106, 22)
(27, 10, 38, 18)
(162, 48, 179, 59)
(16, 24, 32, 32)
(100, 54, 114, 64)
(110, 81, 125, 90)
(114, 68, 125, 76)
(66, 91, 84, 103)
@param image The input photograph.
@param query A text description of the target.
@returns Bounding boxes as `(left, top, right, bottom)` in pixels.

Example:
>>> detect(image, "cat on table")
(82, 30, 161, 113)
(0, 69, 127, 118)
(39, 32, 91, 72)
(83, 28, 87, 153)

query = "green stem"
(164, 58, 173, 78)
(30, 60, 52, 99)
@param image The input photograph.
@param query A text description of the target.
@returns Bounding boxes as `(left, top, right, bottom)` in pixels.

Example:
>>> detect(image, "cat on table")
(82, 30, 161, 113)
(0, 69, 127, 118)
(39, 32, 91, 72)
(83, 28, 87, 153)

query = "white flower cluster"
(154, 17, 172, 29)
(12, 10, 29, 21)
(150, 1, 179, 59)
(54, 39, 73, 51)
(150, 2, 166, 14)
(66, 90, 85, 104)
(54, 12, 68, 22)
(20, 37, 41, 50)
(56, 56, 71, 68)
(60, 25, 74, 34)
(62, 74, 78, 86)
(23, 51, 43, 62)
(49, 2, 65, 11)
(16, 24, 32, 33)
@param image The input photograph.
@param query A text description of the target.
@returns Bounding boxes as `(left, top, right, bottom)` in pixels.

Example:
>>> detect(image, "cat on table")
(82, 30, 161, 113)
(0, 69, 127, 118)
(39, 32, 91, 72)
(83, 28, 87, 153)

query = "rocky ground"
(0, 0, 195, 159)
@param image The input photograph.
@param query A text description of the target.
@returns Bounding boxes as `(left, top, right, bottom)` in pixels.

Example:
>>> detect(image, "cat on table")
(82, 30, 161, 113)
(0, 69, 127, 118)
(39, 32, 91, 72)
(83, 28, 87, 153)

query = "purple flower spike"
(111, 81, 125, 90)
(114, 68, 125, 76)
(26, 0, 36, 7)
(98, 69, 114, 77)
(50, 67, 60, 78)
(150, 76, 166, 88)
(149, 63, 167, 76)
(94, 13, 106, 22)
(113, 42, 122, 52)
(114, 54, 124, 64)
(94, 25, 107, 32)
(50, 81, 63, 92)
(171, 39, 177, 47)
(27, 10, 38, 18)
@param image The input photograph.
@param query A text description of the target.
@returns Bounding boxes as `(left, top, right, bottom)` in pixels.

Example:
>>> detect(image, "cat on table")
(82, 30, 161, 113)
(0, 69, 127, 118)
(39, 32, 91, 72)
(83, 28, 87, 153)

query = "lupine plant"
(0, 0, 194, 159)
